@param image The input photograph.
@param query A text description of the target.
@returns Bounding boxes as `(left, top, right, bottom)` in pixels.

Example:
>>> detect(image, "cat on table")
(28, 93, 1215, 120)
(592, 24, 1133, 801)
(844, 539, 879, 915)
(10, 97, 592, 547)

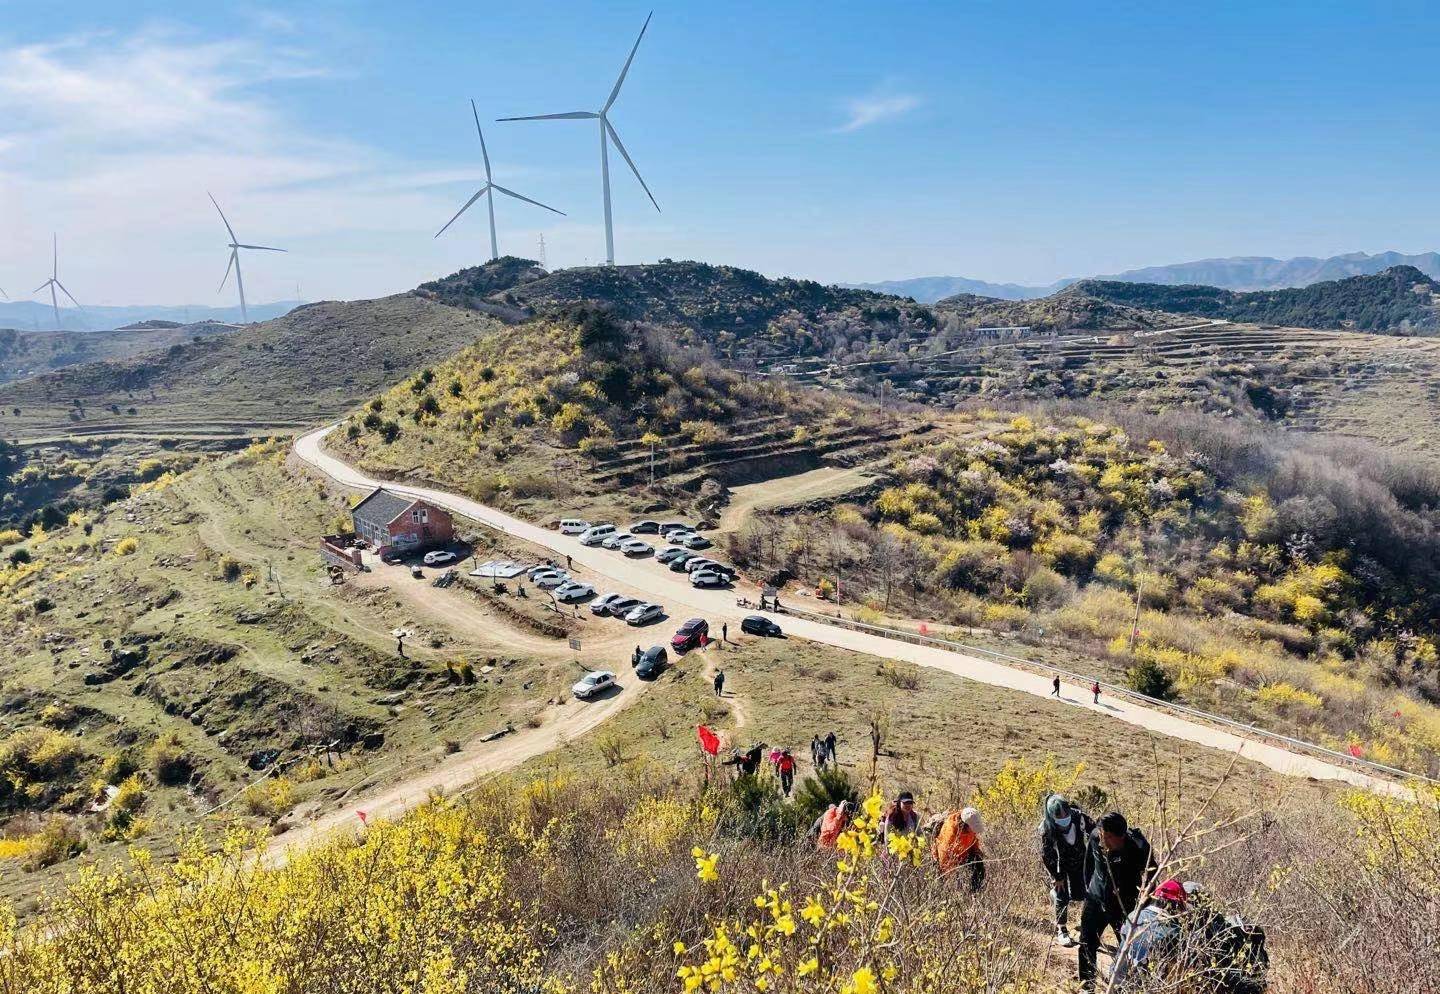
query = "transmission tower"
(537, 233, 548, 270)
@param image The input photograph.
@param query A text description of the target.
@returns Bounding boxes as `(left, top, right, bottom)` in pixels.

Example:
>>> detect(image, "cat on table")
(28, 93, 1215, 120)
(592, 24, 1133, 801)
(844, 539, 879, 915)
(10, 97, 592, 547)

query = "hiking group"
(805, 790, 1266, 992)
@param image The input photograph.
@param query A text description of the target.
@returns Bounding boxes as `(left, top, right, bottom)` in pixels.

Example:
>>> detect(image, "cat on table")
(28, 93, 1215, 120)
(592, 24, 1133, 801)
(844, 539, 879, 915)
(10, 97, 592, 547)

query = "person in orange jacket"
(810, 800, 856, 849)
(933, 806, 986, 892)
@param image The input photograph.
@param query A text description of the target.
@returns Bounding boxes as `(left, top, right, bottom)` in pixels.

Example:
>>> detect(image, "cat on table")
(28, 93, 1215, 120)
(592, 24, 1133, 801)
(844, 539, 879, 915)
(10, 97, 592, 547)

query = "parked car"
(601, 595, 642, 618)
(741, 615, 783, 637)
(601, 532, 634, 550)
(423, 550, 457, 566)
(671, 617, 710, 651)
(590, 592, 626, 616)
(579, 524, 617, 546)
(680, 533, 712, 550)
(528, 563, 563, 579)
(636, 645, 669, 680)
(668, 552, 699, 572)
(625, 602, 664, 626)
(685, 558, 732, 576)
(558, 519, 590, 535)
(554, 581, 595, 602)
(572, 670, 616, 699)
(666, 530, 695, 546)
(629, 520, 660, 534)
(656, 547, 688, 565)
(410, 565, 424, 579)
(690, 570, 730, 589)
(534, 571, 571, 590)
(659, 522, 691, 536)
(620, 538, 654, 557)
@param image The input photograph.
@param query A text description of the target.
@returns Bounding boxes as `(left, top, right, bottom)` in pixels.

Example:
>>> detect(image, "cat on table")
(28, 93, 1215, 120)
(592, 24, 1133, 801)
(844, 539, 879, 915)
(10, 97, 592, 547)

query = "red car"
(670, 617, 710, 652)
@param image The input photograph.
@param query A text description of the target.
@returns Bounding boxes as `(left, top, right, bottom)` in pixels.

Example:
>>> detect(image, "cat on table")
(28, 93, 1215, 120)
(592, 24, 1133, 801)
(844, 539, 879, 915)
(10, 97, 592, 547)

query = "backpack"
(817, 805, 848, 849)
(934, 810, 980, 873)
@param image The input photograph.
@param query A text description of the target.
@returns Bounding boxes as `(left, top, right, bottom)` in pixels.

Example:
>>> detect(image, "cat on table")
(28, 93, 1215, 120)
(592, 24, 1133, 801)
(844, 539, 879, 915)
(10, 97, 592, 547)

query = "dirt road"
(294, 425, 1412, 798)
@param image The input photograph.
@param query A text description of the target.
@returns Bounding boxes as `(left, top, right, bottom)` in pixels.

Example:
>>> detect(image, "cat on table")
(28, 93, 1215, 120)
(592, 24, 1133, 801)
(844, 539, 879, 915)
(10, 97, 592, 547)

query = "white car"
(579, 524, 617, 546)
(690, 570, 730, 589)
(666, 530, 695, 546)
(555, 581, 595, 603)
(559, 519, 590, 535)
(680, 533, 712, 550)
(534, 571, 571, 590)
(590, 592, 626, 616)
(572, 670, 616, 699)
(624, 602, 664, 626)
(422, 550, 457, 566)
(601, 532, 635, 550)
(620, 538, 654, 557)
(659, 522, 691, 536)
(601, 595, 643, 618)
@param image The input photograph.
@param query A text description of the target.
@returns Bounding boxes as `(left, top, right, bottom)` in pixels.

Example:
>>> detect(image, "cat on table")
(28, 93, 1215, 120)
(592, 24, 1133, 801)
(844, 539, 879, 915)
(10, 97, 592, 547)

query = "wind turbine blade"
(0, 287, 8, 300)
(471, 100, 493, 182)
(497, 111, 598, 121)
(33, 280, 52, 295)
(605, 11, 653, 112)
(219, 250, 236, 292)
(235, 244, 287, 252)
(433, 186, 491, 238)
(491, 184, 566, 216)
(208, 192, 239, 243)
(604, 120, 660, 212)
(54, 281, 82, 309)
(52, 233, 58, 280)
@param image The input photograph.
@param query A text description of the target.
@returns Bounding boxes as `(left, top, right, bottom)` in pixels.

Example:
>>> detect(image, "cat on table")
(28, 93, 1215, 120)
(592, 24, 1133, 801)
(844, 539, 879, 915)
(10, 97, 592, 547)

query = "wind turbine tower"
(33, 234, 82, 330)
(435, 101, 565, 259)
(499, 12, 660, 265)
(209, 193, 286, 323)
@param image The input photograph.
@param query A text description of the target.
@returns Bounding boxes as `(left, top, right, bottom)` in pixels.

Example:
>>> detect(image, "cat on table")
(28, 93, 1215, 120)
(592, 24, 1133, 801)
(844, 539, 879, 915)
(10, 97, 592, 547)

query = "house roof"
(351, 487, 418, 527)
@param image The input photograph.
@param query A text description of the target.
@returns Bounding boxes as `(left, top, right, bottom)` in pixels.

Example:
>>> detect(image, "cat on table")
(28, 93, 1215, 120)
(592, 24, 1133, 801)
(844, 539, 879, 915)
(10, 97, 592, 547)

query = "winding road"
(294, 425, 1411, 799)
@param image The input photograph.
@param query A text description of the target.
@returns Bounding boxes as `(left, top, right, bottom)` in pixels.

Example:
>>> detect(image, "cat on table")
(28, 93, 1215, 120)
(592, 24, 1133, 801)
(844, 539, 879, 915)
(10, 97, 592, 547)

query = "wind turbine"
(499, 11, 660, 266)
(209, 193, 286, 323)
(33, 234, 82, 330)
(435, 101, 565, 260)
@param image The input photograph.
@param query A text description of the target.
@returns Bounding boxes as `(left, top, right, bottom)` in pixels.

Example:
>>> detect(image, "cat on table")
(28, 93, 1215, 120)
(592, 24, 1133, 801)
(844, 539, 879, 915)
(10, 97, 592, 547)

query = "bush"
(1125, 654, 1176, 701)
(8, 547, 31, 565)
(792, 766, 860, 827)
(716, 773, 802, 842)
(145, 732, 194, 786)
(217, 555, 243, 581)
(243, 776, 296, 820)
(23, 816, 85, 869)
(113, 536, 139, 557)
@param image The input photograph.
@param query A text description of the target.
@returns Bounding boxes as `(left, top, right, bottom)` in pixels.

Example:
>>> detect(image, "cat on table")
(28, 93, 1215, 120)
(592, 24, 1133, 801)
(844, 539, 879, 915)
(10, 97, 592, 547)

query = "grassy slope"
(0, 323, 238, 387)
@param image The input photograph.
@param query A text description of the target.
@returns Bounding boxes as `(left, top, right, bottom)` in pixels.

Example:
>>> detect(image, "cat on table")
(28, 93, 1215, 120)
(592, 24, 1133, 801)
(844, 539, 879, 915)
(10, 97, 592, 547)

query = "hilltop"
(932, 284, 1175, 332)
(0, 322, 238, 386)
(1075, 265, 1440, 333)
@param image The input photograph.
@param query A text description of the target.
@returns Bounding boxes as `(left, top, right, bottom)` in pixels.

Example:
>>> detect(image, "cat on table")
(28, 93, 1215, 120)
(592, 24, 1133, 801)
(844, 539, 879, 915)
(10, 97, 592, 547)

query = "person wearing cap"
(1041, 793, 1095, 948)
(1110, 878, 1191, 990)
(1078, 810, 1156, 991)
(881, 790, 920, 845)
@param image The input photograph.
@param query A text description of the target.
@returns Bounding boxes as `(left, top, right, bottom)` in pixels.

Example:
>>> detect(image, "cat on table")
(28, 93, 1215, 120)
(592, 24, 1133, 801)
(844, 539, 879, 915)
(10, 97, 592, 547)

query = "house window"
(411, 507, 428, 524)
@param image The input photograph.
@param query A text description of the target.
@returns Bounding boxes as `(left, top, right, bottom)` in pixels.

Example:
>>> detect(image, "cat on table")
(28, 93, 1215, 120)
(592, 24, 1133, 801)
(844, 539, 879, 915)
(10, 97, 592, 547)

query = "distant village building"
(349, 487, 454, 554)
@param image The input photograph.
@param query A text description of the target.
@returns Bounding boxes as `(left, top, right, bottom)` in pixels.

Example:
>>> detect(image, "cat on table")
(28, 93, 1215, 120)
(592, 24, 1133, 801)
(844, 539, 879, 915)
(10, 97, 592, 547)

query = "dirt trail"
(717, 466, 875, 535)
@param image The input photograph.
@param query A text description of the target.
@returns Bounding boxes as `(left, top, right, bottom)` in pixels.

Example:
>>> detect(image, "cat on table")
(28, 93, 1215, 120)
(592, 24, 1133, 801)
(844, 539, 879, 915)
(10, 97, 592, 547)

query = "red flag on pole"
(356, 810, 369, 825)
(697, 725, 721, 756)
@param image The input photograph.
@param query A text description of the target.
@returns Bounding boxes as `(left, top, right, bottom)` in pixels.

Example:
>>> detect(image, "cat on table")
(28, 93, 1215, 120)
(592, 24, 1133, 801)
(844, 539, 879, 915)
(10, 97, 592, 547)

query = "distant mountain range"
(0, 299, 301, 333)
(853, 250, 1440, 303)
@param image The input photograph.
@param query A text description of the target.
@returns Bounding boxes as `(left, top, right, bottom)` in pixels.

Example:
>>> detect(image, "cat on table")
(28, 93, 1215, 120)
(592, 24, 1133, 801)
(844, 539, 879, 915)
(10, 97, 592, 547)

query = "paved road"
(295, 425, 1407, 797)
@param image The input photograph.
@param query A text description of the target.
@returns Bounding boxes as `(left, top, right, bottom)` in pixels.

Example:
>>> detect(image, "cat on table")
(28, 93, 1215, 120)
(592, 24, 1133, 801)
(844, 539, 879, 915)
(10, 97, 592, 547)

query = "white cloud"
(834, 90, 920, 133)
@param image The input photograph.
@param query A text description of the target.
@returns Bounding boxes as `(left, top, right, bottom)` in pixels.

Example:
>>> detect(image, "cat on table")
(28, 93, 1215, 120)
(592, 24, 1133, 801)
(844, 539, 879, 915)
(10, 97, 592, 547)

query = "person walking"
(633, 645, 642, 667)
(566, 553, 572, 570)
(934, 806, 986, 892)
(1092, 680, 1101, 705)
(881, 790, 920, 845)
(713, 668, 725, 697)
(811, 735, 825, 770)
(824, 730, 838, 765)
(777, 749, 796, 795)
(1078, 811, 1156, 991)
(1041, 794, 1094, 948)
(1052, 674, 1062, 698)
(722, 622, 728, 643)
(810, 800, 854, 849)
(396, 633, 406, 658)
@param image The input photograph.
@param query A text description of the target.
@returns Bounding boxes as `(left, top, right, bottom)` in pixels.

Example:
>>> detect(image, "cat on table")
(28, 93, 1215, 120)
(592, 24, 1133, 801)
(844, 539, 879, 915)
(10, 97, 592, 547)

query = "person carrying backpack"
(1078, 811, 1156, 991)
(934, 806, 986, 892)
(810, 800, 855, 849)
(777, 749, 796, 795)
(1041, 793, 1095, 948)
(1092, 680, 1101, 705)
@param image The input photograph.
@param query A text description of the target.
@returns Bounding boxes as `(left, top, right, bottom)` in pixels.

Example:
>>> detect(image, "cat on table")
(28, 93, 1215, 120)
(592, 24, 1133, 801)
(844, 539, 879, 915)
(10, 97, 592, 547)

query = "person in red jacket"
(777, 749, 796, 795)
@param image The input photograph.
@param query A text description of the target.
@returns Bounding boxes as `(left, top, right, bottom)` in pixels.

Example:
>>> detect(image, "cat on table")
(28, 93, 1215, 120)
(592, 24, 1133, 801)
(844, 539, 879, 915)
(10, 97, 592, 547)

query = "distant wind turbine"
(32, 234, 82, 330)
(499, 11, 660, 266)
(435, 101, 565, 260)
(209, 193, 286, 323)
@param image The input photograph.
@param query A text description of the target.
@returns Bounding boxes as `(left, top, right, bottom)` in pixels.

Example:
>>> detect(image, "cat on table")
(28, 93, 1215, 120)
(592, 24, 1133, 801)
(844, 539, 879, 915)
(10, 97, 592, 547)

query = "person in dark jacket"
(1040, 793, 1095, 948)
(1078, 810, 1156, 991)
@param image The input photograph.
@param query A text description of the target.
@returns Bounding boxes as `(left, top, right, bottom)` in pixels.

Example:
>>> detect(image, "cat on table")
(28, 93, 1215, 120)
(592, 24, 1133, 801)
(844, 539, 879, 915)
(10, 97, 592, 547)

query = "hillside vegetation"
(729, 410, 1440, 775)
(0, 322, 237, 386)
(1078, 266, 1440, 333)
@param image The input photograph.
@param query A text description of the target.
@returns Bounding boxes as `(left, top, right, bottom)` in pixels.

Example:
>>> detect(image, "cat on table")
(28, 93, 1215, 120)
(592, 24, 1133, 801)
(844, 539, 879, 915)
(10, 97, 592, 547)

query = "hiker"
(881, 790, 920, 844)
(713, 669, 725, 697)
(824, 730, 838, 765)
(1078, 811, 1156, 991)
(1112, 880, 1269, 993)
(633, 645, 642, 667)
(396, 634, 405, 658)
(810, 800, 855, 849)
(774, 595, 783, 612)
(566, 553, 572, 570)
(1052, 674, 1062, 698)
(811, 735, 826, 770)
(722, 621, 728, 643)
(934, 806, 986, 892)
(777, 749, 796, 795)
(1092, 680, 1101, 705)
(740, 743, 765, 776)
(1041, 793, 1095, 948)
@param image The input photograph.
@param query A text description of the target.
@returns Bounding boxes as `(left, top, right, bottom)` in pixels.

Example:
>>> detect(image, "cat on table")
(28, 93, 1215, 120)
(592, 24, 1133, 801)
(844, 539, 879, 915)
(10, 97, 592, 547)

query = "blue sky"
(1, 1, 1437, 305)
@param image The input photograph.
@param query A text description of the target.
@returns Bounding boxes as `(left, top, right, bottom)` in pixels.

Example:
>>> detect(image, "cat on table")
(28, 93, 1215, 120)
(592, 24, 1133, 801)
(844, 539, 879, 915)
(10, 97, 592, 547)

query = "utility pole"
(1128, 572, 1145, 652)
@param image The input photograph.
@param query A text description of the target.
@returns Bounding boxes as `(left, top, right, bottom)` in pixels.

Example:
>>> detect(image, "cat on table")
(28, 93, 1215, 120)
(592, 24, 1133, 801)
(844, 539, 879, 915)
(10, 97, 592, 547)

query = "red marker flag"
(697, 725, 721, 756)
(356, 810, 368, 825)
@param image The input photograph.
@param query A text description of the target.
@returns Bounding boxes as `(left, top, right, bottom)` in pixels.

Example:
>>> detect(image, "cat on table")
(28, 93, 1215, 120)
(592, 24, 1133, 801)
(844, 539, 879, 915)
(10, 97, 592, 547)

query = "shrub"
(970, 756, 1084, 826)
(217, 555, 243, 581)
(792, 766, 860, 827)
(102, 774, 148, 840)
(1125, 654, 1176, 700)
(23, 815, 85, 869)
(8, 547, 31, 565)
(146, 732, 194, 786)
(243, 776, 296, 820)
(113, 536, 139, 557)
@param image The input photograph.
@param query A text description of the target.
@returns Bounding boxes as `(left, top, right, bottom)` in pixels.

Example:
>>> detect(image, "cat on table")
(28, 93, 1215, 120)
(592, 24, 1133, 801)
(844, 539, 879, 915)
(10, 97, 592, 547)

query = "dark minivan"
(636, 645, 669, 679)
(671, 617, 710, 652)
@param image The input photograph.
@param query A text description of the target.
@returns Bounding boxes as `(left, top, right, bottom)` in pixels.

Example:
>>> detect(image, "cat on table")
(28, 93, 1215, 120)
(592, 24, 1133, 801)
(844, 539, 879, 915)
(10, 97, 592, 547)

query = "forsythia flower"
(692, 847, 719, 883)
(798, 957, 819, 977)
(845, 965, 879, 994)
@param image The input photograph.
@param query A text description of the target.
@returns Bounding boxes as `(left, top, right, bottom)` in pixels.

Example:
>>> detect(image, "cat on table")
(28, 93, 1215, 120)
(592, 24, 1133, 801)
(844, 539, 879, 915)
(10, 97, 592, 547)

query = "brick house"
(350, 487, 454, 555)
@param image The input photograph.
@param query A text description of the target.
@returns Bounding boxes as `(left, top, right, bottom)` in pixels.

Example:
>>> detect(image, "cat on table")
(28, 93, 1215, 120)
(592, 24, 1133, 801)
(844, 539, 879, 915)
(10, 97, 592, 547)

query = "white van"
(559, 519, 590, 535)
(578, 523, 616, 546)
